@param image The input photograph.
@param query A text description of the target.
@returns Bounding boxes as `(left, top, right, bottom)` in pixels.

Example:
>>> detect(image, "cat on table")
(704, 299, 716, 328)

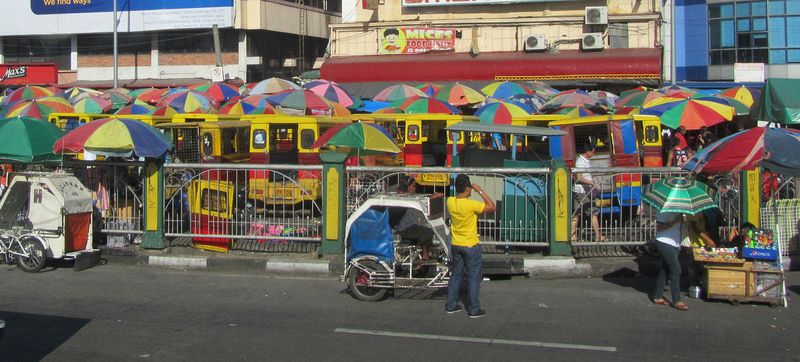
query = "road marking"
(334, 328, 616, 352)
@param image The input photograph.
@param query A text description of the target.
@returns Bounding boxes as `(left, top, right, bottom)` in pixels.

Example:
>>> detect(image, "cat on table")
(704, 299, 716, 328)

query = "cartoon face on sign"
(381, 28, 406, 54)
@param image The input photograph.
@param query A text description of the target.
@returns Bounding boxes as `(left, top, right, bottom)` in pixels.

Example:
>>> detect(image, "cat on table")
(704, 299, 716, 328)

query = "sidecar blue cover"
(347, 208, 394, 264)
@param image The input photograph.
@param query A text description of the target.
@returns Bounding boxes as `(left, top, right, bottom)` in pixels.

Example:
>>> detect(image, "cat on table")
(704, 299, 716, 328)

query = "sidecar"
(343, 192, 450, 301)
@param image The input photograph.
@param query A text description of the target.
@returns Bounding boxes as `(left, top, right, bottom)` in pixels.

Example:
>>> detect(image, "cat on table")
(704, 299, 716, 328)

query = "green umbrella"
(0, 117, 65, 163)
(642, 177, 717, 215)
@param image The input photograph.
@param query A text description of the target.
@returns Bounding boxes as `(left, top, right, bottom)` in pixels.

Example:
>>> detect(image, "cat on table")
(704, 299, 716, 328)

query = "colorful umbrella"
(657, 84, 697, 98)
(304, 80, 358, 107)
(115, 103, 157, 115)
(542, 89, 595, 110)
(53, 118, 174, 158)
(504, 93, 547, 113)
(401, 98, 462, 114)
(64, 87, 102, 103)
(525, 81, 560, 98)
(240, 94, 272, 109)
(614, 91, 666, 109)
(220, 100, 275, 115)
(99, 90, 133, 109)
(435, 83, 485, 106)
(266, 90, 330, 113)
(0, 117, 65, 163)
(72, 96, 114, 114)
(481, 81, 531, 99)
(474, 101, 529, 124)
(3, 85, 54, 106)
(589, 91, 619, 108)
(249, 77, 301, 95)
(710, 95, 751, 116)
(310, 122, 400, 154)
(152, 106, 179, 117)
(642, 96, 734, 130)
(5, 99, 74, 119)
(324, 99, 352, 117)
(372, 107, 405, 114)
(642, 177, 717, 215)
(619, 86, 649, 98)
(373, 84, 427, 103)
(416, 83, 442, 97)
(718, 86, 761, 108)
(190, 82, 241, 103)
(552, 105, 600, 117)
(135, 88, 170, 105)
(105, 87, 131, 95)
(683, 127, 800, 175)
(158, 90, 217, 114)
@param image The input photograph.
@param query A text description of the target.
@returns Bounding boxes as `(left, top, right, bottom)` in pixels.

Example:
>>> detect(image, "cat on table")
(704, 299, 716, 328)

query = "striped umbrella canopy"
(504, 93, 547, 113)
(642, 177, 717, 215)
(99, 90, 133, 109)
(474, 101, 529, 124)
(589, 90, 619, 108)
(642, 96, 734, 130)
(543, 89, 595, 110)
(525, 81, 560, 98)
(372, 107, 405, 114)
(710, 95, 751, 116)
(190, 82, 241, 103)
(135, 88, 170, 105)
(310, 122, 400, 154)
(0, 117, 65, 163)
(683, 127, 800, 175)
(157, 90, 217, 113)
(53, 118, 174, 158)
(73, 96, 114, 114)
(614, 91, 666, 109)
(303, 80, 358, 107)
(105, 87, 131, 95)
(391, 95, 426, 109)
(220, 99, 275, 115)
(481, 81, 531, 99)
(324, 99, 352, 116)
(416, 82, 443, 97)
(266, 90, 330, 113)
(249, 77, 301, 95)
(552, 105, 600, 118)
(401, 98, 462, 114)
(5, 99, 74, 119)
(115, 103, 157, 115)
(64, 87, 102, 103)
(619, 86, 649, 98)
(373, 84, 427, 102)
(435, 83, 485, 106)
(152, 106, 179, 117)
(613, 106, 641, 115)
(718, 85, 761, 108)
(240, 94, 272, 109)
(3, 85, 55, 106)
(658, 84, 697, 98)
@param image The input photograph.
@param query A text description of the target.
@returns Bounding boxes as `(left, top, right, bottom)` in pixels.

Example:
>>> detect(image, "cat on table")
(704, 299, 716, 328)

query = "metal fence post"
(142, 158, 165, 249)
(741, 168, 762, 227)
(548, 159, 571, 256)
(320, 152, 348, 255)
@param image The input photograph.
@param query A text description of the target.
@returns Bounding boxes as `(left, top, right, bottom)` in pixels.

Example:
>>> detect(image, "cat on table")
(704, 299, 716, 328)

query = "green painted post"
(320, 151, 348, 255)
(142, 158, 165, 249)
(548, 159, 571, 256)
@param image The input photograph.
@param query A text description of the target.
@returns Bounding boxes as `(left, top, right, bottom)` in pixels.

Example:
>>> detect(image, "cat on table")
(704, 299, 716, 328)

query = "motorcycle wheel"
(347, 259, 388, 302)
(15, 236, 47, 273)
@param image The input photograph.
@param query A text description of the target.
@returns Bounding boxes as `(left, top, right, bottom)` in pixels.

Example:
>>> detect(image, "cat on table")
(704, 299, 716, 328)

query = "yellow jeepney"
(47, 112, 109, 132)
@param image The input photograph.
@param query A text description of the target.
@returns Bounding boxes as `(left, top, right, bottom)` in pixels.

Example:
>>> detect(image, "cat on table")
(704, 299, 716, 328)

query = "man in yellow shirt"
(445, 174, 496, 318)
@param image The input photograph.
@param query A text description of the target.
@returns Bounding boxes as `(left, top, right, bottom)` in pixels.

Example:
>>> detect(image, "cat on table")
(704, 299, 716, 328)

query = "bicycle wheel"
(15, 236, 47, 273)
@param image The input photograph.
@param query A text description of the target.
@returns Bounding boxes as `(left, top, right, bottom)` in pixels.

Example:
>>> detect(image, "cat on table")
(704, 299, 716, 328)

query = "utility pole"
(112, 0, 119, 88)
(298, 0, 306, 74)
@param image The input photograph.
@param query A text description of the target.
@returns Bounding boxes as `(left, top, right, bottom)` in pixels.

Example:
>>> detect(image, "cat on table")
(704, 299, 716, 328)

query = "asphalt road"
(1, 263, 799, 361)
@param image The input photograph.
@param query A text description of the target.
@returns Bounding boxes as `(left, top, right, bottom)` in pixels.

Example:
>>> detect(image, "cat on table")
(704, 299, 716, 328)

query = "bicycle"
(0, 227, 48, 272)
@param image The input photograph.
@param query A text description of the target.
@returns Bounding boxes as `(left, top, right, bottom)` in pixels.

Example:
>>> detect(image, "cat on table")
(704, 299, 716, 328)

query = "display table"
(694, 248, 784, 306)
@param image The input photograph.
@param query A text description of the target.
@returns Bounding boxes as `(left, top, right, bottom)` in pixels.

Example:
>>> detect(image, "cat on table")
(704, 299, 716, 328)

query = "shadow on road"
(0, 311, 90, 359)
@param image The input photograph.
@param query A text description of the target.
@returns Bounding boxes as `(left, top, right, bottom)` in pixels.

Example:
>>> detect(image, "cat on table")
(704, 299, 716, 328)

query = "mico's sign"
(0, 63, 58, 86)
(379, 27, 456, 54)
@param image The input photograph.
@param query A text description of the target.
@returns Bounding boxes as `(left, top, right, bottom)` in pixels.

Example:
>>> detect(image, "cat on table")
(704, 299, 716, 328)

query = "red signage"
(0, 63, 59, 86)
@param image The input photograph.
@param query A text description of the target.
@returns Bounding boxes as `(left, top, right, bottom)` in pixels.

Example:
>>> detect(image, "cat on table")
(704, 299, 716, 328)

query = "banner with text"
(379, 27, 456, 54)
(0, 0, 234, 36)
(402, 0, 568, 6)
(0, 63, 59, 86)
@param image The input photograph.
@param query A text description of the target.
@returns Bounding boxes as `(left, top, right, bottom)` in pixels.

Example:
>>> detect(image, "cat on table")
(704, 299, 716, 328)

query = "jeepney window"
(270, 127, 296, 151)
(170, 128, 200, 163)
(221, 129, 237, 154)
(200, 189, 228, 213)
(407, 125, 420, 142)
(238, 128, 249, 153)
(300, 129, 315, 149)
(447, 131, 461, 142)
(202, 133, 214, 156)
(573, 124, 611, 154)
(421, 124, 430, 138)
(253, 130, 267, 149)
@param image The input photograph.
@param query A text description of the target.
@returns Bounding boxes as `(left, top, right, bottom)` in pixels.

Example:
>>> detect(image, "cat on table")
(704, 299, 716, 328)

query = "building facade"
(322, 0, 667, 95)
(0, 0, 341, 87)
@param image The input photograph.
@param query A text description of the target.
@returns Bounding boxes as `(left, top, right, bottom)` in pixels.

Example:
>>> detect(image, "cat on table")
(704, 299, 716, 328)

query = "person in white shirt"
(571, 143, 606, 242)
(650, 211, 689, 311)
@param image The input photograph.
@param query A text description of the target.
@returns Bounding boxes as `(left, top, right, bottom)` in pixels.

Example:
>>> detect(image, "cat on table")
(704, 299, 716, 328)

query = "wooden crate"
(704, 262, 755, 297)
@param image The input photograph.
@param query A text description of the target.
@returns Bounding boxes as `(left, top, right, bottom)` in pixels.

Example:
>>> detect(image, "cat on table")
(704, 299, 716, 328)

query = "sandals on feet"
(674, 302, 689, 311)
(652, 298, 669, 306)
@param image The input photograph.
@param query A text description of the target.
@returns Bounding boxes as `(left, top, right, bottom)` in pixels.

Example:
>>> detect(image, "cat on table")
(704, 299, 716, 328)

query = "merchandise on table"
(742, 228, 778, 261)
(693, 247, 742, 263)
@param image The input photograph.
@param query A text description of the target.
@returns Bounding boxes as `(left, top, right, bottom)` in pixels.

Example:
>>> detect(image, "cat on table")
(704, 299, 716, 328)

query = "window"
(3, 36, 71, 70)
(709, 1, 800, 65)
(158, 30, 237, 54)
(253, 130, 267, 149)
(78, 32, 151, 55)
(300, 129, 315, 149)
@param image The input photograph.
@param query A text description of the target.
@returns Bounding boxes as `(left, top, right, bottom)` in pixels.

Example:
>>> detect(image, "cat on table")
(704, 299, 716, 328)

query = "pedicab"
(0, 172, 99, 272)
(343, 192, 450, 301)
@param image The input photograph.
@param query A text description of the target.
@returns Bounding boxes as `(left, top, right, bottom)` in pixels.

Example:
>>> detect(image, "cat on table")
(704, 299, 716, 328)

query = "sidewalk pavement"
(99, 244, 670, 279)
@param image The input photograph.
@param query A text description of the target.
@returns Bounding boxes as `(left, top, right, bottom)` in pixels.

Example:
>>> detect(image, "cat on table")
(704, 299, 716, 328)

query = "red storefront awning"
(321, 48, 662, 83)
(0, 63, 59, 86)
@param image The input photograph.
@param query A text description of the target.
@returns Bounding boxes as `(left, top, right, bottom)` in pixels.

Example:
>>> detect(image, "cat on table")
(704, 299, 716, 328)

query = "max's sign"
(0, 66, 27, 82)
(0, 63, 58, 85)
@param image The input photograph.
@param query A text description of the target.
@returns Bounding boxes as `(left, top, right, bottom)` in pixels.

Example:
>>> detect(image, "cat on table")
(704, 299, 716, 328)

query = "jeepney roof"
(353, 114, 479, 122)
(547, 114, 660, 126)
(155, 120, 250, 129)
(445, 121, 566, 136)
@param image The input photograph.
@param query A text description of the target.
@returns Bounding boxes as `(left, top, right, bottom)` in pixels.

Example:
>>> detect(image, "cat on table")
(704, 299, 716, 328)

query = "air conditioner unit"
(524, 35, 546, 51)
(581, 33, 604, 50)
(585, 6, 608, 25)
